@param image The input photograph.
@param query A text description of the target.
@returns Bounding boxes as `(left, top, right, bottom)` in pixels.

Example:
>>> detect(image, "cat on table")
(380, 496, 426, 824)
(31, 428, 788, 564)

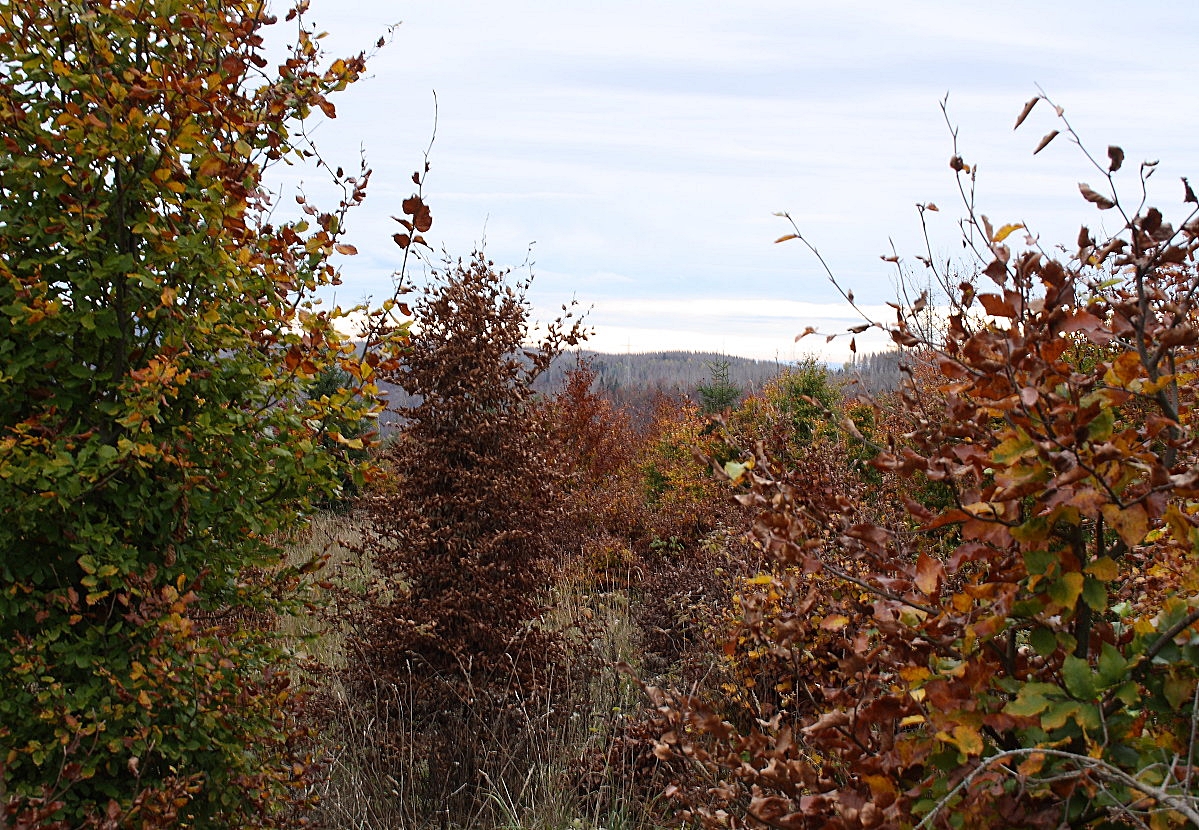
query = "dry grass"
(282, 514, 664, 830)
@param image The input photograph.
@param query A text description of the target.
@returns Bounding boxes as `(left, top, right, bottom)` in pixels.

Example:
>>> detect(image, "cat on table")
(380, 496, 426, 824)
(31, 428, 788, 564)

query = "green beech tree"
(0, 2, 403, 825)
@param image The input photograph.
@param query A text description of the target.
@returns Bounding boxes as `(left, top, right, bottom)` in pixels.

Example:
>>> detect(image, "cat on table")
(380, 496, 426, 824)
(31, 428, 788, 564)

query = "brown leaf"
(1184, 177, 1197, 204)
(334, 243, 357, 255)
(401, 195, 422, 215)
(1033, 130, 1059, 155)
(1107, 145, 1124, 172)
(1079, 183, 1116, 210)
(914, 551, 941, 596)
(414, 205, 433, 233)
(775, 233, 799, 243)
(1014, 96, 1039, 129)
(393, 233, 411, 249)
(978, 293, 1016, 318)
(846, 522, 890, 552)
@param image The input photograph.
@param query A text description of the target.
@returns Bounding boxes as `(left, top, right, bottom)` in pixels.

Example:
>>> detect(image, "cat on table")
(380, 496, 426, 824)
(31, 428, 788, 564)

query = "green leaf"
(1112, 680, 1140, 706)
(1062, 655, 1097, 700)
(1081, 577, 1107, 612)
(1029, 627, 1057, 658)
(1048, 572, 1084, 608)
(1163, 673, 1195, 711)
(1086, 407, 1115, 441)
(1023, 548, 1056, 576)
(1005, 682, 1061, 717)
(1097, 643, 1128, 686)
(1042, 699, 1082, 730)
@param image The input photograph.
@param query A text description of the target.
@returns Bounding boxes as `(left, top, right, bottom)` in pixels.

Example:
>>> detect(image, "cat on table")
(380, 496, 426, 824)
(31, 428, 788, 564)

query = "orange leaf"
(1106, 351, 1142, 387)
(978, 293, 1017, 318)
(820, 614, 850, 631)
(914, 551, 941, 596)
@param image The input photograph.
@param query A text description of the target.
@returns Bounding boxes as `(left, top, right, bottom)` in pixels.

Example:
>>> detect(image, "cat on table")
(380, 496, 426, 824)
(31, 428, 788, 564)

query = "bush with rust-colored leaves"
(654, 97, 1199, 829)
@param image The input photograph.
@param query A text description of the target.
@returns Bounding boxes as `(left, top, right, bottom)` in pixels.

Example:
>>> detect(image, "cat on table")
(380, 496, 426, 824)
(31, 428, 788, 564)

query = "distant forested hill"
(535, 350, 783, 396)
(537, 349, 905, 397)
(372, 348, 905, 431)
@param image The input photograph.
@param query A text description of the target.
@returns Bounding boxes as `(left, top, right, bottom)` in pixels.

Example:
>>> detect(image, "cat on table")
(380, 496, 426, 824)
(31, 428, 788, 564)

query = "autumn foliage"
(7, 2, 1199, 826)
(649, 97, 1199, 828)
(0, 2, 403, 825)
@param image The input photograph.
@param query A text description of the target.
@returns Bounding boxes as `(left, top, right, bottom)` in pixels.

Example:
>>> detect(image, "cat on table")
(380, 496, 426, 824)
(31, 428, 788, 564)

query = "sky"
(263, 1, 1199, 363)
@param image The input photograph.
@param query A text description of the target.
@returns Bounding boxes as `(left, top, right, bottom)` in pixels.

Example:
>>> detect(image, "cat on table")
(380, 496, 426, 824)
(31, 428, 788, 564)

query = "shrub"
(654, 96, 1199, 828)
(348, 251, 586, 819)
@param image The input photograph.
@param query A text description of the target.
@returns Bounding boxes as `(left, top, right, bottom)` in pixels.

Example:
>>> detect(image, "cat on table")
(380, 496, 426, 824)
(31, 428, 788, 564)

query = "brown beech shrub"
(345, 251, 586, 820)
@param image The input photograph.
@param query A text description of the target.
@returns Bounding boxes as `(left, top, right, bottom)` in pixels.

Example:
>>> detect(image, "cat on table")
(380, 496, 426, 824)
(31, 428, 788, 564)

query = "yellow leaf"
(1165, 504, 1191, 546)
(993, 222, 1025, 243)
(747, 574, 774, 586)
(1085, 556, 1120, 582)
(1101, 503, 1149, 547)
(951, 723, 984, 756)
(137, 690, 151, 707)
(1051, 571, 1085, 609)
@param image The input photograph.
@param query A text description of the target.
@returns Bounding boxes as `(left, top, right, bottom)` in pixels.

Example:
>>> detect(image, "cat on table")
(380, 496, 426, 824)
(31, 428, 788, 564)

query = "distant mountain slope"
(535, 349, 785, 396)
(371, 348, 905, 431)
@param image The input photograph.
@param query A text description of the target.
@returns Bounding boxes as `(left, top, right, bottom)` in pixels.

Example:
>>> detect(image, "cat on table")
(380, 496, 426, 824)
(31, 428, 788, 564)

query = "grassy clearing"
(283, 514, 664, 830)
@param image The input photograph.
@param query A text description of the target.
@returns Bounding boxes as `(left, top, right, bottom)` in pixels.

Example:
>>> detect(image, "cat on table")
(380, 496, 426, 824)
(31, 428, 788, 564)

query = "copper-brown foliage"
(654, 101, 1199, 828)
(345, 251, 586, 815)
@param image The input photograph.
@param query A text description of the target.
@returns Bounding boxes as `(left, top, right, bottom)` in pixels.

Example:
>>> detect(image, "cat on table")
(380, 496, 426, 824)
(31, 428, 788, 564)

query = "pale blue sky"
(267, 1, 1199, 361)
